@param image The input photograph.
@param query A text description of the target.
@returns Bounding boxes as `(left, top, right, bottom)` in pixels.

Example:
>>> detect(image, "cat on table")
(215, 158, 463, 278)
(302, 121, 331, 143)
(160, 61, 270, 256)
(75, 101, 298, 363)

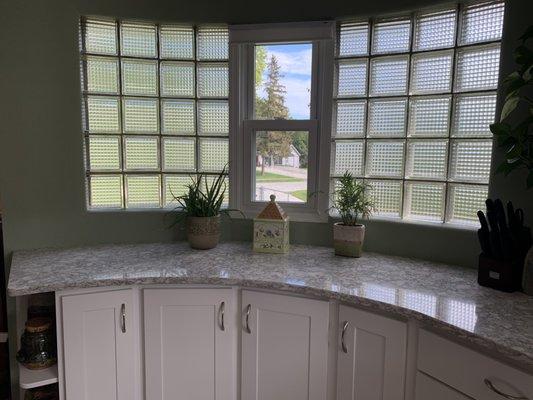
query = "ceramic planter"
(186, 215, 221, 250)
(333, 223, 365, 258)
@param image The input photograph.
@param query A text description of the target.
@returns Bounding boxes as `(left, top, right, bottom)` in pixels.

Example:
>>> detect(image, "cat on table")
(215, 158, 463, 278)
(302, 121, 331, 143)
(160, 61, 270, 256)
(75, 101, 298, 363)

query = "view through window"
(332, 1, 504, 224)
(80, 19, 229, 209)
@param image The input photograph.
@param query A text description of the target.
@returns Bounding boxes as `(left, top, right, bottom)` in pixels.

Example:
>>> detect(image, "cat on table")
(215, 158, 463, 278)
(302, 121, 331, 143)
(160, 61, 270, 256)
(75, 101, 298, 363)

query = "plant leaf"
(524, 65, 533, 82)
(490, 122, 511, 136)
(500, 96, 520, 121)
(495, 161, 514, 176)
(514, 45, 533, 66)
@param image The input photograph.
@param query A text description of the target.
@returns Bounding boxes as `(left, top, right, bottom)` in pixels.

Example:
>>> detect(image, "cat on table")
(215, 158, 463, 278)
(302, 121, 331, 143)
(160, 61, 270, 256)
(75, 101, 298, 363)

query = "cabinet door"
(144, 288, 235, 400)
(61, 289, 138, 400)
(337, 305, 407, 400)
(415, 372, 471, 400)
(241, 290, 329, 400)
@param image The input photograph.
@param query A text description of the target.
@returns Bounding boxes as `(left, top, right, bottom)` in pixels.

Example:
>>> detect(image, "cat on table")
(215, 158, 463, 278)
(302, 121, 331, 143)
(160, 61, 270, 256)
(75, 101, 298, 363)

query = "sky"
(256, 43, 312, 120)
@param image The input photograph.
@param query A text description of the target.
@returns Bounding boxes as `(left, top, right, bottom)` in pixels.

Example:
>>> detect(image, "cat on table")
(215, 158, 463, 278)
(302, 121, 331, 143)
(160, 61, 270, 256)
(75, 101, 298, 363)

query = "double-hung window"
(229, 22, 335, 221)
(80, 18, 229, 209)
(331, 1, 504, 224)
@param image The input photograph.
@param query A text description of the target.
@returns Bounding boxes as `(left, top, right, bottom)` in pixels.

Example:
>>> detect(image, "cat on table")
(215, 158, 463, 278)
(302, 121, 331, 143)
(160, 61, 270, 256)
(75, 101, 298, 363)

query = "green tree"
(255, 46, 267, 89)
(256, 55, 293, 174)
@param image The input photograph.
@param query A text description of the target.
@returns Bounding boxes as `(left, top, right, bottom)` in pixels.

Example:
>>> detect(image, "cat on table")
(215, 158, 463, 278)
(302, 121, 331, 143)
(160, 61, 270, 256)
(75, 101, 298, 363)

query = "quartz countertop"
(7, 242, 533, 372)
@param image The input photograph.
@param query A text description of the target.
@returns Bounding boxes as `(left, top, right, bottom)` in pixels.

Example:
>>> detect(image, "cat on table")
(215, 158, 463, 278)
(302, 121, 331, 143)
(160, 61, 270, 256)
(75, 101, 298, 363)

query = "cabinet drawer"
(418, 329, 533, 400)
(415, 372, 470, 400)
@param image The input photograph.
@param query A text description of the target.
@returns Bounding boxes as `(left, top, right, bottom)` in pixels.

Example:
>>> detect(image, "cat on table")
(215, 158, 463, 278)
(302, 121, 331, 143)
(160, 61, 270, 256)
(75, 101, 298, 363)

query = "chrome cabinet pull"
(219, 301, 225, 331)
(120, 303, 126, 333)
(484, 378, 528, 399)
(244, 304, 252, 334)
(341, 321, 349, 353)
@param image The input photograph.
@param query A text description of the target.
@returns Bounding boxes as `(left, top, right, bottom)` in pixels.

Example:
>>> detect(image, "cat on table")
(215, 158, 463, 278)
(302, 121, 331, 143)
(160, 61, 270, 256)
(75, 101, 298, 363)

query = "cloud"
(267, 47, 313, 77)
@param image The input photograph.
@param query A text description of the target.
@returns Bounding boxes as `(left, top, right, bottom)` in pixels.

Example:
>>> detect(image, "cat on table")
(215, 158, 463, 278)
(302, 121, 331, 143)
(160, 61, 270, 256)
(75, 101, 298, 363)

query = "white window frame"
(229, 22, 335, 222)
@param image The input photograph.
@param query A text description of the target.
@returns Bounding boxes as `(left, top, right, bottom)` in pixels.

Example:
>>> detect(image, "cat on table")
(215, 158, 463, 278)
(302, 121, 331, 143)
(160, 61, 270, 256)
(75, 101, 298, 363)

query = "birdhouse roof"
(257, 195, 288, 220)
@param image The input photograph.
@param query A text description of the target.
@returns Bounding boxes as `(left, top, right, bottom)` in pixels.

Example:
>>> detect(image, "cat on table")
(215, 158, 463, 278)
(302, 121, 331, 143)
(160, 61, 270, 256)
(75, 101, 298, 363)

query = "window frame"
(229, 22, 335, 222)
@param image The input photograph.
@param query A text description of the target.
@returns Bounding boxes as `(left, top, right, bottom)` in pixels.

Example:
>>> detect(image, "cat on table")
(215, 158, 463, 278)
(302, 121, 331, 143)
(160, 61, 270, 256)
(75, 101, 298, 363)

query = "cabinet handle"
(484, 378, 528, 399)
(244, 304, 252, 334)
(219, 301, 225, 331)
(341, 321, 349, 353)
(120, 303, 126, 333)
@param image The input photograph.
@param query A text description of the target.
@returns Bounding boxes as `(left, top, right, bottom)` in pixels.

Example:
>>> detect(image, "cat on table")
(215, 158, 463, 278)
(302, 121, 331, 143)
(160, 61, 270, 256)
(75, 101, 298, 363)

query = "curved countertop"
(7, 241, 533, 372)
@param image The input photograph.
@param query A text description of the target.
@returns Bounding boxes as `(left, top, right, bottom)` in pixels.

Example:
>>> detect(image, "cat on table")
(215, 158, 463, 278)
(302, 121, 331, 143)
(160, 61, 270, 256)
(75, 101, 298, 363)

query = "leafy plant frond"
(329, 171, 374, 226)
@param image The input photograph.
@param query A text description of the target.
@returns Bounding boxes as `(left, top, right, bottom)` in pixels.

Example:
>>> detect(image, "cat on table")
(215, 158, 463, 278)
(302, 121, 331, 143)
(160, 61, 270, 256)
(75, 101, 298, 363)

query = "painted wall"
(1, 0, 532, 396)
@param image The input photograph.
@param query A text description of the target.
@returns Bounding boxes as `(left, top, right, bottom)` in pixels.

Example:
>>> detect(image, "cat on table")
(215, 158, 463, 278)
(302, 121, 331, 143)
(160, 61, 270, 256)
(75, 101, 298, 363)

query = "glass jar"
(16, 317, 57, 370)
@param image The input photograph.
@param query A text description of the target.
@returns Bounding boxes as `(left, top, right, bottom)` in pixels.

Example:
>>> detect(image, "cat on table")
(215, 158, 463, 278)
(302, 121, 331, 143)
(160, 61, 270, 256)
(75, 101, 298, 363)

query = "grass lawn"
(291, 190, 308, 201)
(255, 170, 304, 182)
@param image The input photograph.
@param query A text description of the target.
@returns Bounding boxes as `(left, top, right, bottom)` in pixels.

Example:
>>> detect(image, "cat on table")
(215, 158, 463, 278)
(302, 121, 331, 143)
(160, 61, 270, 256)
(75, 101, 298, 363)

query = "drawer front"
(415, 372, 470, 400)
(418, 330, 533, 400)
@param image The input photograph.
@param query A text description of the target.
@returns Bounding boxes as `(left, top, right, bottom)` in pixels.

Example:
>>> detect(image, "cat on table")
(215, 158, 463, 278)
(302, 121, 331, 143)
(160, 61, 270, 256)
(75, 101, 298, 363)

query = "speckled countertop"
(7, 242, 533, 372)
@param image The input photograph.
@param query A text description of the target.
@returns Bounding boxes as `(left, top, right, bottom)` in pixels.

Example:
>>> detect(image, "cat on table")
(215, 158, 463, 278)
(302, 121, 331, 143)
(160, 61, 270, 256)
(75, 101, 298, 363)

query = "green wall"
(1, 0, 532, 397)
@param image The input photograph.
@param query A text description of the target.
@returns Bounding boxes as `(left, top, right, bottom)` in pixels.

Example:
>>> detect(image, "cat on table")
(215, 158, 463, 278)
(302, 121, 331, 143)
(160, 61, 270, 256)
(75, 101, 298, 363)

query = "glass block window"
(332, 1, 504, 224)
(80, 18, 229, 209)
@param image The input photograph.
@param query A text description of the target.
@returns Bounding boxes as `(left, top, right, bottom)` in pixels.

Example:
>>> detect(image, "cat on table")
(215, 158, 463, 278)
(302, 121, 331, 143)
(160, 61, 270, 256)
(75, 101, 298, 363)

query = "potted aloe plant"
(330, 171, 373, 258)
(171, 168, 234, 250)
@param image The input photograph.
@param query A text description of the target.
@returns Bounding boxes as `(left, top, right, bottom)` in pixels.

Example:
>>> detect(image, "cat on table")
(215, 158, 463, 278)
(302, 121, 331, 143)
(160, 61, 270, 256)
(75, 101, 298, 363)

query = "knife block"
(478, 253, 522, 292)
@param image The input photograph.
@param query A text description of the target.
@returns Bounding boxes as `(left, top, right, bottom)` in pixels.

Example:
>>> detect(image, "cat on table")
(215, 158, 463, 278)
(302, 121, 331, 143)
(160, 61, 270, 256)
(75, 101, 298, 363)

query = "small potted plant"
(171, 168, 234, 250)
(330, 171, 373, 258)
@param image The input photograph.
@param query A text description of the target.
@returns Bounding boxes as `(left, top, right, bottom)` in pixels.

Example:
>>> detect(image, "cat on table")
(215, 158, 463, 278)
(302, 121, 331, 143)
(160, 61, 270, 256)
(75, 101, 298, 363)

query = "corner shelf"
(19, 363, 58, 390)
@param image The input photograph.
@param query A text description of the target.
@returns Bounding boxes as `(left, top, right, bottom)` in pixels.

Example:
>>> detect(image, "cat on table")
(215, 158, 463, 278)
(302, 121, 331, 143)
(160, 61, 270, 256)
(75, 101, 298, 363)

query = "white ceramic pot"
(333, 223, 365, 258)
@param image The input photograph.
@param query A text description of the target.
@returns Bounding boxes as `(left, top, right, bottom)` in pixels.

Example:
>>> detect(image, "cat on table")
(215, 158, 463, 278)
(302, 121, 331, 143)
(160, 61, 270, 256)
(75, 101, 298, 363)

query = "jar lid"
(25, 317, 52, 333)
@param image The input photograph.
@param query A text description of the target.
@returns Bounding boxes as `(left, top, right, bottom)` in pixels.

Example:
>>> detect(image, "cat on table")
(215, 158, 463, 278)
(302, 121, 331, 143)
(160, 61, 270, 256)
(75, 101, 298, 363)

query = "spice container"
(16, 317, 57, 370)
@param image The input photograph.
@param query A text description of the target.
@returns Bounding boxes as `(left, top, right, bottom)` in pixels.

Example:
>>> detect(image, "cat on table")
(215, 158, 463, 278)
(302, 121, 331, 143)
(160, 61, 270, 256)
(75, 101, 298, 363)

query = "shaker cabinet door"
(337, 305, 407, 400)
(144, 288, 236, 400)
(241, 290, 330, 400)
(61, 289, 139, 400)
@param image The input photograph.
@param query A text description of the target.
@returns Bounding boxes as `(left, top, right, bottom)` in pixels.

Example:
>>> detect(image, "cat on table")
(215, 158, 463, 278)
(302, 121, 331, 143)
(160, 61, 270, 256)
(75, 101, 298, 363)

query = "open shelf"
(19, 363, 58, 390)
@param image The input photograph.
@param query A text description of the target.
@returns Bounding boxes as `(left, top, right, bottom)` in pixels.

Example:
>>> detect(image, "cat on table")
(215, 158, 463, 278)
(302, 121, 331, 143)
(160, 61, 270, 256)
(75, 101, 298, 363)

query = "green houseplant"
(330, 171, 374, 258)
(171, 168, 233, 250)
(490, 25, 533, 189)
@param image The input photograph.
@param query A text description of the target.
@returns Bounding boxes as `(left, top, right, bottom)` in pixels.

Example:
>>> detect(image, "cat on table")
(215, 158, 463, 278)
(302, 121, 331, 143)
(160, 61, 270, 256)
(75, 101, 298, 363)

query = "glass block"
(162, 137, 196, 171)
(367, 98, 407, 137)
(447, 184, 488, 223)
(414, 8, 457, 51)
(160, 61, 195, 97)
(334, 100, 366, 137)
(126, 175, 161, 208)
(123, 98, 159, 133)
(408, 96, 451, 137)
(452, 93, 496, 137)
(367, 179, 403, 217)
(199, 138, 229, 172)
(124, 136, 159, 170)
(198, 100, 229, 135)
(88, 136, 121, 171)
(332, 140, 364, 176)
(365, 140, 405, 178)
(405, 139, 448, 180)
(336, 60, 367, 97)
(203, 175, 229, 206)
(197, 63, 229, 98)
(410, 50, 453, 94)
(159, 25, 194, 59)
(161, 99, 195, 135)
(163, 175, 191, 206)
(404, 181, 445, 221)
(455, 44, 501, 92)
(121, 59, 158, 96)
(372, 18, 411, 54)
(460, 1, 505, 45)
(369, 56, 409, 96)
(85, 56, 119, 94)
(84, 19, 117, 55)
(120, 22, 157, 58)
(197, 26, 228, 60)
(449, 139, 492, 183)
(86, 96, 120, 133)
(338, 22, 369, 56)
(89, 175, 123, 208)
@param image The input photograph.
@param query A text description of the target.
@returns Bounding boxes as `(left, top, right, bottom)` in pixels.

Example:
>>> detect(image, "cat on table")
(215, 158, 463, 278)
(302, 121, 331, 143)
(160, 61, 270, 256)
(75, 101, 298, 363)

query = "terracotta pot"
(186, 215, 221, 250)
(333, 223, 365, 258)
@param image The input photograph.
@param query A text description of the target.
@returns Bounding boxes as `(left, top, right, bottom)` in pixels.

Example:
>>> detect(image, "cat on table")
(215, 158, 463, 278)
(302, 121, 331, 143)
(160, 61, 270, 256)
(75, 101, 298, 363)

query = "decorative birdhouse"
(253, 195, 289, 254)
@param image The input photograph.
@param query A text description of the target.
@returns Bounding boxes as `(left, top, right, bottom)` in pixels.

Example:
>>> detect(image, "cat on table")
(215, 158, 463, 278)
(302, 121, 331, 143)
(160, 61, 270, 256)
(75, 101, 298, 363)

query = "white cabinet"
(415, 372, 471, 400)
(337, 305, 407, 400)
(144, 288, 235, 400)
(241, 290, 330, 400)
(60, 289, 140, 400)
